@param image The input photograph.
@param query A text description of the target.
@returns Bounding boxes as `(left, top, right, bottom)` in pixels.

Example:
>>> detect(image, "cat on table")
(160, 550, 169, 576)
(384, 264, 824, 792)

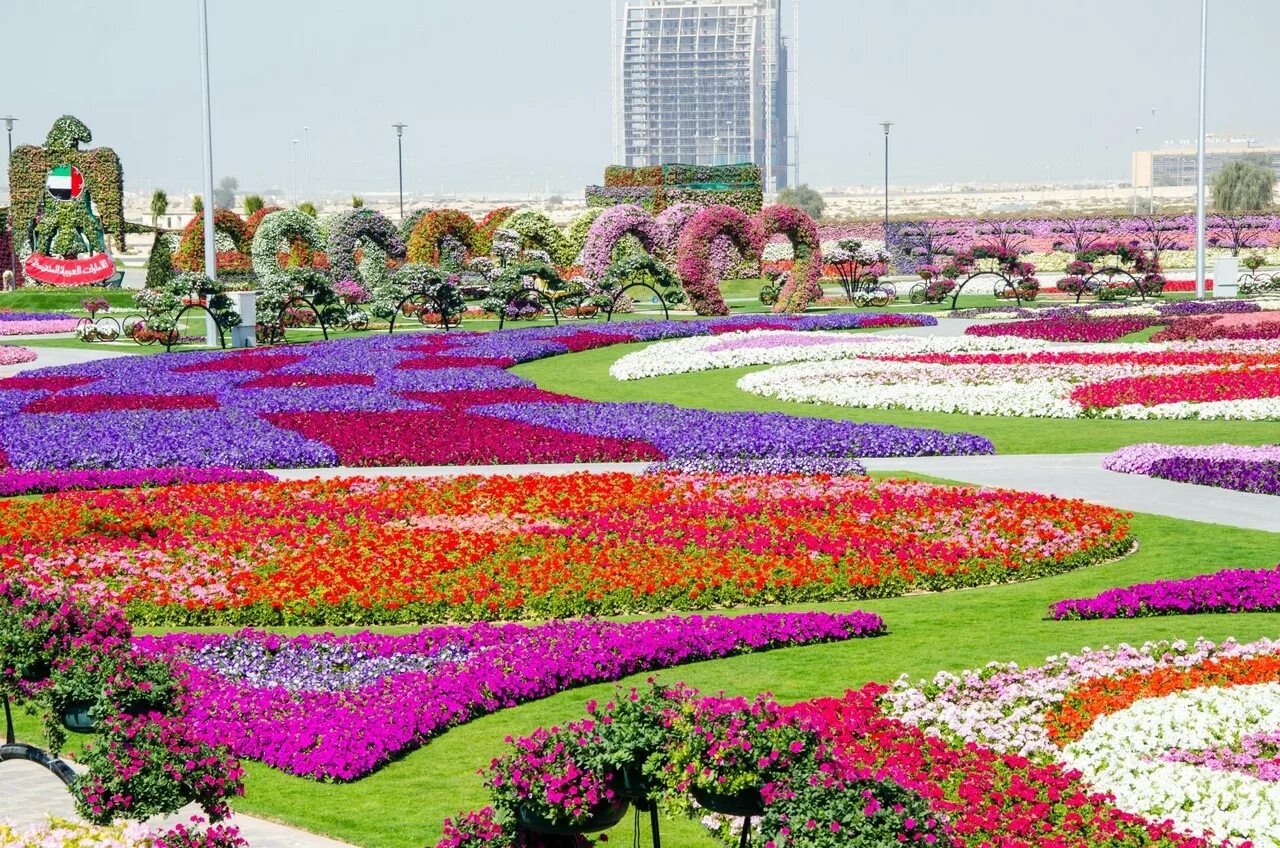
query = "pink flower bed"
(1071, 367, 1280, 409)
(0, 347, 38, 367)
(965, 317, 1159, 343)
(0, 319, 80, 335)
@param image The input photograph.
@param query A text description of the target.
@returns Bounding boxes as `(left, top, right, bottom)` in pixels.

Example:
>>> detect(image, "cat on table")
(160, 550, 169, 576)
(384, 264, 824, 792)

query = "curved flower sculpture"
(676, 205, 764, 316)
(503, 210, 570, 266)
(654, 201, 703, 258)
(406, 209, 477, 266)
(471, 206, 515, 256)
(579, 205, 661, 280)
(327, 209, 407, 289)
(758, 204, 823, 313)
(251, 211, 333, 319)
(173, 209, 248, 273)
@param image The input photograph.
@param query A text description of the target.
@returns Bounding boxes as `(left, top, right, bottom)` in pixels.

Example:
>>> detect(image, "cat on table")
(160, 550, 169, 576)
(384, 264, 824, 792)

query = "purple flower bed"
(137, 611, 886, 780)
(0, 466, 273, 497)
(0, 310, 75, 321)
(0, 314, 982, 471)
(1048, 564, 1280, 620)
(1164, 728, 1280, 780)
(1104, 443, 1280, 495)
(477, 401, 991, 460)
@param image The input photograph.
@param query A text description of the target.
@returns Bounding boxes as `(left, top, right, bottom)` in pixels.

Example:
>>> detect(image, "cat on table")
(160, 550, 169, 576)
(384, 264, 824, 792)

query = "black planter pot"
(609, 761, 655, 802)
(690, 785, 765, 818)
(19, 661, 51, 683)
(517, 799, 630, 836)
(60, 700, 96, 733)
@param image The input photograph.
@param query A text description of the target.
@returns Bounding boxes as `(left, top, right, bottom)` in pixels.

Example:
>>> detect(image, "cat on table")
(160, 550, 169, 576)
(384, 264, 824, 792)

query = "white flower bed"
(1063, 683, 1280, 847)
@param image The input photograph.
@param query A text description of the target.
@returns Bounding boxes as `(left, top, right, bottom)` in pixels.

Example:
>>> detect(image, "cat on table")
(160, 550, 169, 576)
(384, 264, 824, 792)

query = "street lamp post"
(1133, 126, 1142, 215)
(291, 139, 299, 207)
(197, 0, 217, 281)
(1194, 0, 1208, 300)
(392, 123, 407, 222)
(2, 116, 15, 285)
(880, 122, 893, 236)
(2, 116, 15, 164)
(303, 126, 310, 203)
(1149, 108, 1157, 214)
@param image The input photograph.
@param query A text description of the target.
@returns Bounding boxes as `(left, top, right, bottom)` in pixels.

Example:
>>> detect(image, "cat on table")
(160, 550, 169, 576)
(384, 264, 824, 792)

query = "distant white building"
(612, 0, 797, 192)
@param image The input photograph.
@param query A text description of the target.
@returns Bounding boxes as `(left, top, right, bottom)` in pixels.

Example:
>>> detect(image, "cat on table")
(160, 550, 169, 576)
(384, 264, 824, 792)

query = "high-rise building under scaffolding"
(612, 0, 798, 193)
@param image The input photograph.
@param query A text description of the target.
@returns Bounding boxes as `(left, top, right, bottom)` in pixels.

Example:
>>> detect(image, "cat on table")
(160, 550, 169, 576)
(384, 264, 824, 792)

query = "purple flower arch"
(579, 205, 661, 280)
(675, 205, 765, 316)
(758, 204, 823, 313)
(654, 202, 704, 258)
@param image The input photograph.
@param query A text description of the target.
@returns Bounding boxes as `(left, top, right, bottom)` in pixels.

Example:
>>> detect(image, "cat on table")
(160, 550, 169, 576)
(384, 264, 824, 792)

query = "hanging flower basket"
(517, 799, 629, 836)
(20, 660, 51, 683)
(691, 785, 765, 817)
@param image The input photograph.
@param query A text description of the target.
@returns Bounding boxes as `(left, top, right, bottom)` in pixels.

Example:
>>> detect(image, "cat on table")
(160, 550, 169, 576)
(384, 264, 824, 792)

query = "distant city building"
(611, 0, 797, 193)
(1132, 139, 1280, 188)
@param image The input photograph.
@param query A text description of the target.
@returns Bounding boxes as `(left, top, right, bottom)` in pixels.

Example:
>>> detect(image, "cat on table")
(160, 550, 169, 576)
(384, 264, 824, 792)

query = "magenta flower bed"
(965, 317, 1159, 343)
(0, 466, 273, 497)
(137, 611, 885, 780)
(1049, 564, 1280, 620)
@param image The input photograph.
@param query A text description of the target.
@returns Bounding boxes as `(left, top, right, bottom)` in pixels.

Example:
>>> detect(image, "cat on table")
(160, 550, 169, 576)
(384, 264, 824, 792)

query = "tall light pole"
(392, 123, 407, 222)
(303, 126, 310, 203)
(2, 116, 15, 284)
(291, 139, 299, 207)
(880, 122, 893, 237)
(1132, 126, 1142, 215)
(197, 0, 217, 281)
(1194, 0, 1208, 300)
(1149, 108, 1157, 214)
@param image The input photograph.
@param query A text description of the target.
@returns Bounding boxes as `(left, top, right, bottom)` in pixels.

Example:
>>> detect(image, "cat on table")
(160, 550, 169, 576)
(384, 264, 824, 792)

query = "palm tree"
(150, 189, 168, 245)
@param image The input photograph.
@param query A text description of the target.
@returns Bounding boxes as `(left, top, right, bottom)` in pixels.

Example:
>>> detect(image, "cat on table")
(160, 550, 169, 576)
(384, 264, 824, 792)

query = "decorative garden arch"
(598, 255, 684, 322)
(406, 209, 477, 265)
(1057, 242, 1165, 303)
(580, 205, 661, 280)
(385, 264, 466, 333)
(675, 205, 764, 316)
(327, 208, 407, 287)
(472, 206, 515, 256)
(757, 204, 823, 313)
(503, 210, 571, 266)
(173, 208, 248, 272)
(942, 246, 1040, 310)
(252, 211, 337, 343)
(483, 262, 569, 329)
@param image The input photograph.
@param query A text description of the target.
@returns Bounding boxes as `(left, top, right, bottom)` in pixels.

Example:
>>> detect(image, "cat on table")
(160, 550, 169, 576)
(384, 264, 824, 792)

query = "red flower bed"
(240, 373, 376, 389)
(264, 410, 664, 466)
(555, 332, 636, 353)
(396, 355, 517, 371)
(25, 394, 219, 414)
(966, 317, 1159, 343)
(400, 388, 590, 409)
(1071, 367, 1280, 409)
(1152, 315, 1280, 342)
(174, 353, 307, 373)
(0, 375, 100, 392)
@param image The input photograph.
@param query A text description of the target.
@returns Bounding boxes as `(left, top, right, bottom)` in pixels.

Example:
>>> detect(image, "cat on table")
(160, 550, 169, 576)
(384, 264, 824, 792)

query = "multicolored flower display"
(0, 310, 79, 335)
(676, 206, 764, 316)
(0, 472, 1130, 624)
(0, 315, 983, 471)
(1103, 442, 1280, 495)
(758, 204, 822, 314)
(578, 204, 661, 280)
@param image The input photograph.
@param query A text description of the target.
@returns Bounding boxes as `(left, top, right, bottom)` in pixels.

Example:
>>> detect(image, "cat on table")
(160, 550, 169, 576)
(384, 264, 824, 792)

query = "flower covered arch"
(579, 204, 661, 280)
(173, 209, 248, 272)
(758, 204, 823, 313)
(406, 209, 477, 266)
(327, 209, 407, 287)
(675, 205, 764, 316)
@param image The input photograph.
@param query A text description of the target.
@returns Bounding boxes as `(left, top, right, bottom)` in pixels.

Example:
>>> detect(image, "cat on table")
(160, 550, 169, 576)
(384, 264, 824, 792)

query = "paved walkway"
(271, 461, 652, 481)
(0, 759, 356, 847)
(862, 453, 1280, 533)
(0, 342, 134, 377)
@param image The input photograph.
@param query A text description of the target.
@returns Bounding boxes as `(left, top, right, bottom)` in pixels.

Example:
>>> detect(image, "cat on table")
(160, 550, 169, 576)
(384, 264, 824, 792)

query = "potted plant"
(585, 682, 689, 804)
(487, 725, 629, 838)
(1243, 253, 1267, 272)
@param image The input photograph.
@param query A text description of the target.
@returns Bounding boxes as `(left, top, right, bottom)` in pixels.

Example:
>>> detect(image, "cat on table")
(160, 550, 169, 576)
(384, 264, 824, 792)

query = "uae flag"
(46, 165, 84, 200)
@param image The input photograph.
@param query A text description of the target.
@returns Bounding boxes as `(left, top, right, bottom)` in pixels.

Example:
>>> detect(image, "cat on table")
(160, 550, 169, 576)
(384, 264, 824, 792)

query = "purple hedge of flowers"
(0, 313, 990, 471)
(1049, 564, 1280, 620)
(1104, 443, 1280, 495)
(137, 611, 886, 780)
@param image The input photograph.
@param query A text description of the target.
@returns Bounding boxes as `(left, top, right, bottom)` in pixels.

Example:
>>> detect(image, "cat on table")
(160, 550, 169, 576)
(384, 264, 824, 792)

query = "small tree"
(212, 176, 239, 210)
(192, 194, 203, 215)
(776, 184, 825, 220)
(145, 234, 174, 289)
(1212, 156, 1275, 212)
(150, 189, 168, 246)
(351, 195, 365, 208)
(243, 195, 264, 216)
(298, 201, 317, 218)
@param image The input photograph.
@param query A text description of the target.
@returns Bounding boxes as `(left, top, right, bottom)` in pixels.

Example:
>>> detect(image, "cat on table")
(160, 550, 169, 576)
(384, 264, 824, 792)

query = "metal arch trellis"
(2, 693, 78, 790)
(164, 302, 229, 352)
(1073, 267, 1158, 304)
(946, 268, 1028, 311)
(602, 281, 673, 323)
(262, 294, 332, 345)
(388, 292, 464, 334)
(1240, 271, 1280, 296)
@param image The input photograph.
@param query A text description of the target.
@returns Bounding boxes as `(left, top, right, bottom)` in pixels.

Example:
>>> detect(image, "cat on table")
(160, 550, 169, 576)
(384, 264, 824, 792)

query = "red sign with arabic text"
(23, 253, 116, 286)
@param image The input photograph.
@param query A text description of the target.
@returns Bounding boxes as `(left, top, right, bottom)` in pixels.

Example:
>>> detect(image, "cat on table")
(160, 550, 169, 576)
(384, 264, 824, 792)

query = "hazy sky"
(4, 0, 1278, 198)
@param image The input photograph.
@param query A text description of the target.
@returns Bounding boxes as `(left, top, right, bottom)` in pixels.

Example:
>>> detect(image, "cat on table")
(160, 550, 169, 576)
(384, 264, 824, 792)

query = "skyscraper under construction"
(612, 0, 797, 192)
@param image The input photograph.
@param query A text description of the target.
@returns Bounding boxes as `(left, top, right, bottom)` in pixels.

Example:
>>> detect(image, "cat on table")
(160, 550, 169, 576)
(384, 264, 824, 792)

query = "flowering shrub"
(140, 612, 883, 779)
(1, 473, 1127, 624)
(502, 210, 570, 266)
(172, 210, 247, 274)
(758, 204, 822, 313)
(676, 205, 765, 315)
(406, 209, 476, 266)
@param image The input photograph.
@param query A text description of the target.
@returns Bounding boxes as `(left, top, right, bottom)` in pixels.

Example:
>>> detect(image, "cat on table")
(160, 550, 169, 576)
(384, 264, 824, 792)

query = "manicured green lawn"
(0, 289, 136, 312)
(11, 508, 1278, 848)
(511, 340, 1280, 453)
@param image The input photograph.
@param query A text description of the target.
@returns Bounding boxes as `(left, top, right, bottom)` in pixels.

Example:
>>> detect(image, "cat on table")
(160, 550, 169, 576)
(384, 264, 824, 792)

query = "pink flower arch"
(758, 204, 823, 313)
(579, 205, 661, 280)
(675, 205, 765, 316)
